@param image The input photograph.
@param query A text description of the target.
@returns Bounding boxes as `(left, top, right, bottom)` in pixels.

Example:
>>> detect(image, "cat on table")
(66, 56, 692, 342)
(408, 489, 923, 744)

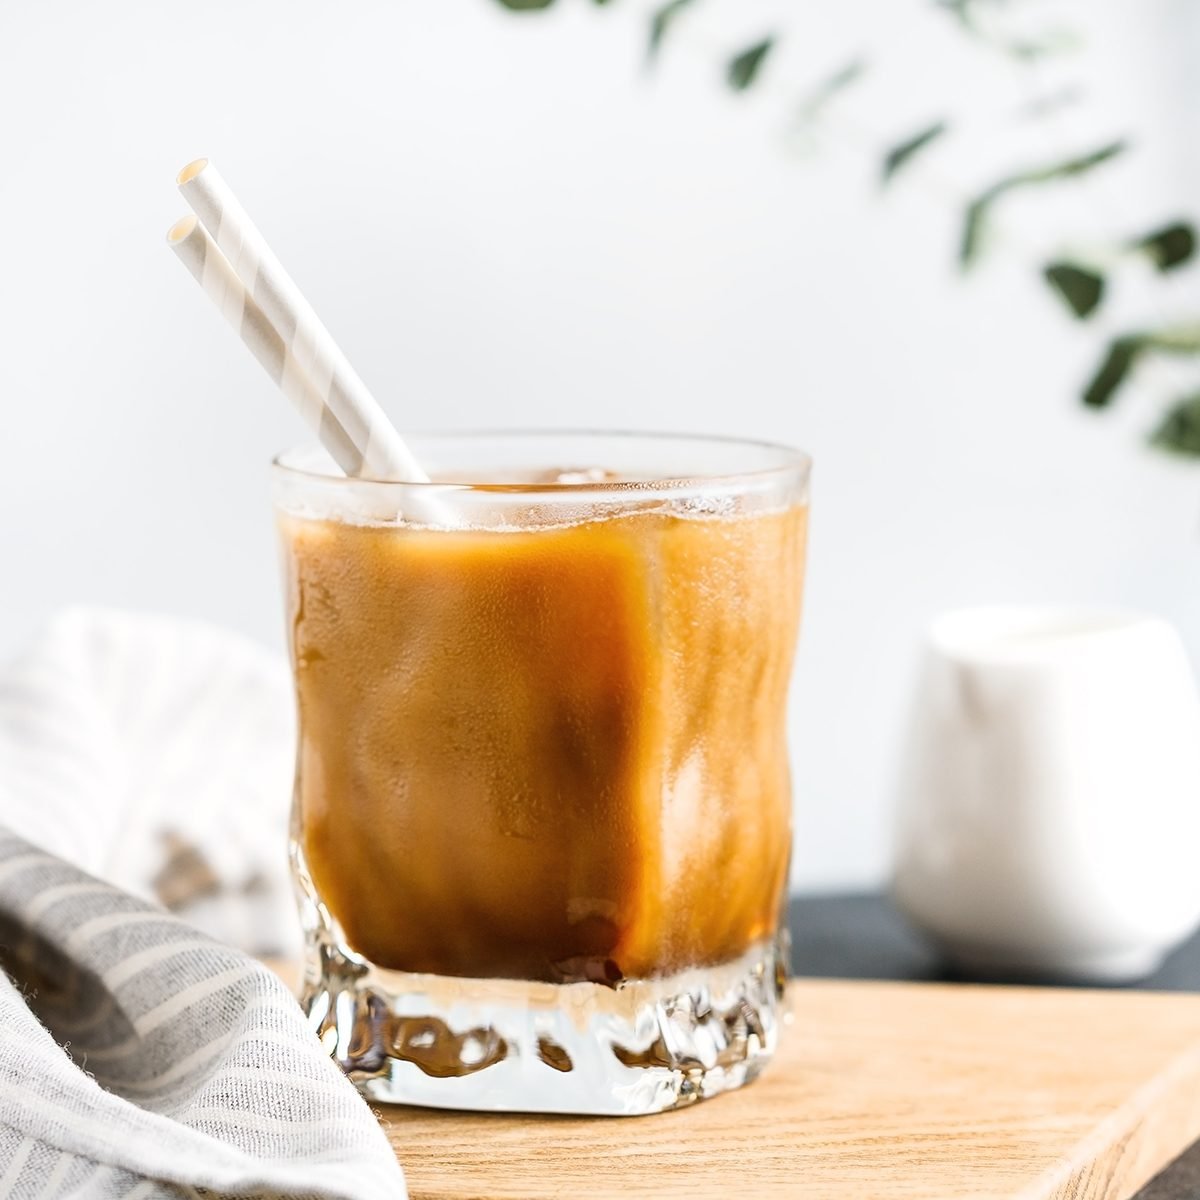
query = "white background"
(2, 0, 1198, 890)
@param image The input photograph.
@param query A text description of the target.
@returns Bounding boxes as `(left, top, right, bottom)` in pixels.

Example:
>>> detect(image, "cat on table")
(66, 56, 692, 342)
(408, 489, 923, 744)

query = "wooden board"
(369, 979, 1200, 1200)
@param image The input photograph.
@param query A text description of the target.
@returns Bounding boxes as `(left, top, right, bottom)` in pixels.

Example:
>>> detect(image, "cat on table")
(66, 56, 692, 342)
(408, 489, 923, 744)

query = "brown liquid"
(280, 501, 807, 984)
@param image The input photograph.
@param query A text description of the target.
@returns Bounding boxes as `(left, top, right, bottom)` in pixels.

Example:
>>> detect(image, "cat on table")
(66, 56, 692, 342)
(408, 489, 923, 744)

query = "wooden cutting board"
(366, 978, 1200, 1200)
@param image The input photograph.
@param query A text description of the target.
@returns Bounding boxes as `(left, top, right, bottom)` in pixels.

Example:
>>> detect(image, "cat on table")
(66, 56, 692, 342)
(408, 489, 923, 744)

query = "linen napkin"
(0, 609, 407, 1198)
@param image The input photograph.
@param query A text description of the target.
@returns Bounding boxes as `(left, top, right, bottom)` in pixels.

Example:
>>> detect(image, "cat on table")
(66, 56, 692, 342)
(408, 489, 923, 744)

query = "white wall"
(2, 0, 1198, 890)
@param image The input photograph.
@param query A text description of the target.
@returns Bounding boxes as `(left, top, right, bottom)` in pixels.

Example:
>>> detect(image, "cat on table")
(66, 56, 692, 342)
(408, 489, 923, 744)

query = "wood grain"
(359, 979, 1200, 1200)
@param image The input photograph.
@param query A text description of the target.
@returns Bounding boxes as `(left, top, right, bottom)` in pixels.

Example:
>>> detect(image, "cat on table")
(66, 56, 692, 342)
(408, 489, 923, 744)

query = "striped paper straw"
(176, 158, 427, 484)
(167, 215, 370, 477)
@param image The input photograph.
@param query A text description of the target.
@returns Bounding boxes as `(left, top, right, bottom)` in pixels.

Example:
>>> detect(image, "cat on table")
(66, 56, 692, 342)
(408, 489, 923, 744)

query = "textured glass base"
(299, 933, 787, 1115)
(291, 816, 788, 1115)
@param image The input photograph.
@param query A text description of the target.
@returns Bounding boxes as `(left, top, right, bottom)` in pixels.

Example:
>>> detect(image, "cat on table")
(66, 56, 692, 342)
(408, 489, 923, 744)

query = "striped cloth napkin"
(0, 610, 407, 1198)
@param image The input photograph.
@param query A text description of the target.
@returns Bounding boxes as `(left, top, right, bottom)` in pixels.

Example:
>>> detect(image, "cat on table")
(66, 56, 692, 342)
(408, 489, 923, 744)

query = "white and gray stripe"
(0, 611, 406, 1198)
(0, 831, 405, 1199)
(167, 214, 366, 479)
(173, 159, 427, 486)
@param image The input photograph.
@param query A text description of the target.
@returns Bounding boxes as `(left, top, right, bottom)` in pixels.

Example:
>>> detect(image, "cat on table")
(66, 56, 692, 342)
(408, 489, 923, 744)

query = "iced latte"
(274, 432, 809, 1115)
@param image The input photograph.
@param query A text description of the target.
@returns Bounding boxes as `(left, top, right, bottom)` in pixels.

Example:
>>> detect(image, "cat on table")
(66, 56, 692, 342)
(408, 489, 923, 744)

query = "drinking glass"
(272, 431, 810, 1114)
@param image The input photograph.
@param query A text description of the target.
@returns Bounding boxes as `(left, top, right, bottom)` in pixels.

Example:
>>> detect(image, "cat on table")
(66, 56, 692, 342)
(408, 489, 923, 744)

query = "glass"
(272, 431, 810, 1115)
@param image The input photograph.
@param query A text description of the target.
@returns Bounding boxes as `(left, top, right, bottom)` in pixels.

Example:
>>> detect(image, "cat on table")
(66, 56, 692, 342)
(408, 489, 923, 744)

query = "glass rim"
(271, 428, 811, 495)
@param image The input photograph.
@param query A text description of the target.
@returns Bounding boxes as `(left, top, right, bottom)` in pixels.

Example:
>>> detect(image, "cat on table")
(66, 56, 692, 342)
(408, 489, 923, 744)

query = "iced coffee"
(274, 432, 809, 1115)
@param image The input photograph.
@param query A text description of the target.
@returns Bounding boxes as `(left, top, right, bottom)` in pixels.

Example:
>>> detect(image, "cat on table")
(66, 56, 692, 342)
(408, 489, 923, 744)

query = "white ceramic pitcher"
(892, 606, 1200, 981)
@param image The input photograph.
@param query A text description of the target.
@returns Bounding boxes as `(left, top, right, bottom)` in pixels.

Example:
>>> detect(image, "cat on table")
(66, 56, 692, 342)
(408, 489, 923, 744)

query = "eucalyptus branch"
(492, 0, 1200, 456)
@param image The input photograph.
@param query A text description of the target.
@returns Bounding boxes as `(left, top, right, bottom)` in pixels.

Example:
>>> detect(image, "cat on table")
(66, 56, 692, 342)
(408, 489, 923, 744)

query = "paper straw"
(167, 214, 375, 476)
(176, 158, 427, 484)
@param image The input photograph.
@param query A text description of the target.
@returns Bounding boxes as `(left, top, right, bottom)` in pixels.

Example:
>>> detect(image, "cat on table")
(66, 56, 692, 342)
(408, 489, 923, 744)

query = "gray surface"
(786, 895, 1200, 1198)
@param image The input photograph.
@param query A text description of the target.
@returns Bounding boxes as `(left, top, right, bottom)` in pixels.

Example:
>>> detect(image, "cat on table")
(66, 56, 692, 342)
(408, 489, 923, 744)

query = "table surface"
(788, 893, 1200, 1200)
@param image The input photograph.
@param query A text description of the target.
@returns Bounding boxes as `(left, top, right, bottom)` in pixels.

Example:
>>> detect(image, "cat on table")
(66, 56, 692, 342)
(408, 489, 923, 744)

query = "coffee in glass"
(273, 431, 809, 1114)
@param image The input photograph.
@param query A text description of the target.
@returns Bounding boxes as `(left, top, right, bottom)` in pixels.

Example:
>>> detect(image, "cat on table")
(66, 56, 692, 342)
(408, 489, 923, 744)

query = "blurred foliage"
(727, 38, 775, 91)
(1134, 222, 1196, 273)
(882, 121, 948, 185)
(1151, 392, 1200, 457)
(935, 0, 1079, 60)
(792, 59, 867, 139)
(491, 0, 1200, 455)
(1042, 221, 1195, 322)
(648, 0, 696, 61)
(960, 141, 1127, 267)
(1043, 262, 1105, 319)
(1084, 326, 1200, 410)
(1083, 337, 1145, 409)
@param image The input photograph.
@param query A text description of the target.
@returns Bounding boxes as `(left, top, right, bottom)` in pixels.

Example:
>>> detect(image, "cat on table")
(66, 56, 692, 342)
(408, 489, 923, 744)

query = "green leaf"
(882, 121, 948, 185)
(727, 37, 774, 91)
(936, 0, 1077, 60)
(1083, 336, 1145, 409)
(1081, 325, 1200, 410)
(1043, 262, 1105, 319)
(1004, 138, 1126, 189)
(960, 140, 1128, 268)
(1132, 222, 1196, 273)
(1145, 324, 1200, 354)
(935, 0, 977, 32)
(647, 0, 696, 61)
(960, 192, 996, 266)
(493, 0, 556, 8)
(1150, 392, 1200, 457)
(794, 59, 865, 129)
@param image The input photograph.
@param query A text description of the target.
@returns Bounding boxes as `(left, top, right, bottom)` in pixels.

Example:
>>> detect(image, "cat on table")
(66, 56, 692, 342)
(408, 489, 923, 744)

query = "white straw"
(176, 157, 427, 484)
(167, 214, 375, 477)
